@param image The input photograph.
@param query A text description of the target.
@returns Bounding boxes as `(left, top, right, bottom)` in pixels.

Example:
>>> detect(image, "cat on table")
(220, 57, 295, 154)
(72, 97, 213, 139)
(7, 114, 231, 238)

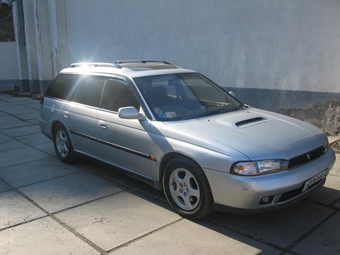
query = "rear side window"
(71, 75, 106, 107)
(45, 74, 106, 107)
(45, 74, 81, 100)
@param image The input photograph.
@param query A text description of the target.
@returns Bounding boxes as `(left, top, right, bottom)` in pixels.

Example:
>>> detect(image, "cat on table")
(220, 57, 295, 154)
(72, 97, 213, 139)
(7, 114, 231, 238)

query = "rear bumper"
(204, 148, 335, 212)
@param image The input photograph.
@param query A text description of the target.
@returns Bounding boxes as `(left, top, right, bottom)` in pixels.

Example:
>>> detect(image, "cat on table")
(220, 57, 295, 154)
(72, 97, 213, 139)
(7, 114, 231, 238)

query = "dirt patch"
(278, 101, 340, 136)
(279, 101, 340, 153)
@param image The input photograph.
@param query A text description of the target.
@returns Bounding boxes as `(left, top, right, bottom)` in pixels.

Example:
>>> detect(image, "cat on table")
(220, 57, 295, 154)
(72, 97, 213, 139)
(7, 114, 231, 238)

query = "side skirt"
(74, 150, 163, 190)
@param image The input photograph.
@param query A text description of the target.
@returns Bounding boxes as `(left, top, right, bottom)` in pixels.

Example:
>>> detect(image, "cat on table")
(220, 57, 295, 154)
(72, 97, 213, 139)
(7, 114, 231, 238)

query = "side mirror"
(228, 91, 235, 97)
(118, 106, 145, 120)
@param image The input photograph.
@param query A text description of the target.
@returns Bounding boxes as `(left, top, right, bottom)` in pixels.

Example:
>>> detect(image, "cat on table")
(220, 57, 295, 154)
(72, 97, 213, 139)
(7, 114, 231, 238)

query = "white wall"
(0, 42, 19, 80)
(64, 0, 340, 94)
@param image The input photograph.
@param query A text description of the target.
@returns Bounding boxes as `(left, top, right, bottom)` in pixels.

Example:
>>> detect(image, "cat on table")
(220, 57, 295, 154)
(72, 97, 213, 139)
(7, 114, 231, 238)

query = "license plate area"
(302, 170, 329, 192)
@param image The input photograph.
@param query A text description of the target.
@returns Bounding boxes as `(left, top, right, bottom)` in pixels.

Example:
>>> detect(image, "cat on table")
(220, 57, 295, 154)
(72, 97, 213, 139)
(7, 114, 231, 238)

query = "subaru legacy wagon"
(39, 60, 335, 219)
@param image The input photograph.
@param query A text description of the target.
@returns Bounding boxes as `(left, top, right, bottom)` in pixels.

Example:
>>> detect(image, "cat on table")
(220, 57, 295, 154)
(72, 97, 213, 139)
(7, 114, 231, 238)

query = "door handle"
(64, 111, 69, 118)
(99, 121, 107, 129)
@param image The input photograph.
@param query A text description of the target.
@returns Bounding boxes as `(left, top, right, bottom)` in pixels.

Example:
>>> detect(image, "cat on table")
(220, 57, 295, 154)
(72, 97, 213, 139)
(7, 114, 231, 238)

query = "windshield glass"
(134, 73, 243, 121)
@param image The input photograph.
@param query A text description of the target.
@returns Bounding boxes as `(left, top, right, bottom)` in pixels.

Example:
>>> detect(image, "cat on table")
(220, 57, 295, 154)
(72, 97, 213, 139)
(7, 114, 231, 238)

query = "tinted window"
(45, 74, 81, 100)
(134, 73, 241, 121)
(71, 76, 106, 107)
(101, 79, 140, 112)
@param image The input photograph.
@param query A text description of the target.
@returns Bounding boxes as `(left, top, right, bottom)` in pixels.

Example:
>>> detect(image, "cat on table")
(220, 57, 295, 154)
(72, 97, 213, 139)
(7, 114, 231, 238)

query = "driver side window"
(101, 79, 140, 112)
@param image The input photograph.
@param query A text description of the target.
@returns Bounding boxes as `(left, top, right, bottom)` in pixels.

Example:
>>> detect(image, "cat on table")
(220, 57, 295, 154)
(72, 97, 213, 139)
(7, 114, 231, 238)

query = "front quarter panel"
(148, 122, 250, 181)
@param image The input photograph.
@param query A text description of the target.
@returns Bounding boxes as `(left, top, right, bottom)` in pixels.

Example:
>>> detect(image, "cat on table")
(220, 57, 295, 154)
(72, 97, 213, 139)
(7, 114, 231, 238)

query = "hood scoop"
(234, 117, 269, 128)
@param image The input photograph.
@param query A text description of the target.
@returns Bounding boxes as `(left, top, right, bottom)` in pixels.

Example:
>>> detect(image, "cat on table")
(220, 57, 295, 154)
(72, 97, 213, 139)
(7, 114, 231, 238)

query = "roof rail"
(70, 62, 121, 68)
(116, 60, 173, 65)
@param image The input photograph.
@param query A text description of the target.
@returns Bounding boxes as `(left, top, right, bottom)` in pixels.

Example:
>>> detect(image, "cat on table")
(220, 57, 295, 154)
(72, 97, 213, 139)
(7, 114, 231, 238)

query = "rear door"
(62, 75, 105, 155)
(96, 78, 154, 178)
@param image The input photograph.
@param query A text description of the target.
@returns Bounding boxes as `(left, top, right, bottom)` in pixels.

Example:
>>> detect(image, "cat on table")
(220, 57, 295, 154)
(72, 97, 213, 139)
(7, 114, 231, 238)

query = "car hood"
(156, 107, 325, 160)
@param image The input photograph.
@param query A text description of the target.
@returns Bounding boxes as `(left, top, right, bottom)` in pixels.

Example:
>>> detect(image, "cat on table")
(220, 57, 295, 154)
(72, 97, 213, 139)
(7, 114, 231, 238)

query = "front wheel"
(163, 157, 214, 219)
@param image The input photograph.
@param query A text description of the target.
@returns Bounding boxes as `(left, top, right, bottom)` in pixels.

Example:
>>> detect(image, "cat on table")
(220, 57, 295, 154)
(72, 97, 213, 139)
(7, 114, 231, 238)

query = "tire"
(53, 123, 77, 164)
(163, 156, 214, 219)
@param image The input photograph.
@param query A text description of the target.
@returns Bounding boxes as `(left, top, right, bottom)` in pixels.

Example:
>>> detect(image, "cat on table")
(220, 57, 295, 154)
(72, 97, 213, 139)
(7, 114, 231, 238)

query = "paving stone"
(0, 147, 50, 168)
(292, 211, 340, 255)
(0, 139, 27, 152)
(111, 218, 280, 255)
(56, 191, 180, 251)
(15, 133, 50, 146)
(0, 179, 11, 193)
(1, 157, 82, 188)
(0, 115, 30, 130)
(0, 190, 46, 230)
(0, 104, 35, 115)
(208, 200, 334, 248)
(19, 171, 124, 213)
(0, 217, 100, 255)
(0, 133, 10, 143)
(22, 100, 40, 109)
(34, 142, 56, 156)
(0, 125, 41, 138)
(15, 111, 40, 121)
(333, 199, 340, 209)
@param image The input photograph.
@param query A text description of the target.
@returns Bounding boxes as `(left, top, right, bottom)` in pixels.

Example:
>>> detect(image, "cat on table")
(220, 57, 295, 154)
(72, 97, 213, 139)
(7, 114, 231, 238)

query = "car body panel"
(158, 107, 325, 161)
(39, 61, 336, 215)
(63, 102, 99, 156)
(95, 109, 153, 178)
(205, 148, 335, 209)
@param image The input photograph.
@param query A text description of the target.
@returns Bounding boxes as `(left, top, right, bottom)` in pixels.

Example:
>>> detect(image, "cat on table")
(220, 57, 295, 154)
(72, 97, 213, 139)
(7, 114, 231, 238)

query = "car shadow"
(77, 158, 340, 254)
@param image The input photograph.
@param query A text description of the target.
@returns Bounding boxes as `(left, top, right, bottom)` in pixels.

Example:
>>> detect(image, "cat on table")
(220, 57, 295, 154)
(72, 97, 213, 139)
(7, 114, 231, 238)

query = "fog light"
(260, 196, 274, 205)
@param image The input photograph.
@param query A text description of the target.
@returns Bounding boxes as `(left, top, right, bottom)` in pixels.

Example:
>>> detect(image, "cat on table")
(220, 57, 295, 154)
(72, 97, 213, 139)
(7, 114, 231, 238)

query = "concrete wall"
(6, 0, 69, 93)
(0, 42, 19, 91)
(0, 42, 19, 80)
(0, 42, 18, 79)
(6, 0, 340, 111)
(63, 0, 340, 111)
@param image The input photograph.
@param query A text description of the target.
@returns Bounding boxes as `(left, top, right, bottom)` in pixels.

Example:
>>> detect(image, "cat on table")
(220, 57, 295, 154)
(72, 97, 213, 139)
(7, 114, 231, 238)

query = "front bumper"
(204, 148, 335, 212)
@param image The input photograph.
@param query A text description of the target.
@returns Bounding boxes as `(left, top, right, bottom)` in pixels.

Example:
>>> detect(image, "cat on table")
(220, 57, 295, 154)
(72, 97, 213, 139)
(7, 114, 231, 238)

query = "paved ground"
(0, 93, 339, 255)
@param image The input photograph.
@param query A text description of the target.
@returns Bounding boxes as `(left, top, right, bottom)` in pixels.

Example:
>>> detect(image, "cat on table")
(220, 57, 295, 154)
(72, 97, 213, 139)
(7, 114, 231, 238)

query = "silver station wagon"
(39, 60, 335, 219)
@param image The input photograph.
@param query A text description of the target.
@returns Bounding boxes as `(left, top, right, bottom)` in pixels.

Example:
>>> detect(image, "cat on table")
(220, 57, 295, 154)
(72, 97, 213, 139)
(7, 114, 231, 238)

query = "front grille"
(279, 187, 303, 202)
(278, 178, 325, 203)
(288, 146, 325, 169)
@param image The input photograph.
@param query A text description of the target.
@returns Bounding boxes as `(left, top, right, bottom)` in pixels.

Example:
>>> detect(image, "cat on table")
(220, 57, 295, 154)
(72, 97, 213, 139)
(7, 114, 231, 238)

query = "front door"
(96, 78, 154, 178)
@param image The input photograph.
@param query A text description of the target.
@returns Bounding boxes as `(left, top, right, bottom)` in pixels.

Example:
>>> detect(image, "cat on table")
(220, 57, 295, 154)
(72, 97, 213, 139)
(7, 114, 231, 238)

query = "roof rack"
(70, 62, 121, 68)
(116, 60, 173, 65)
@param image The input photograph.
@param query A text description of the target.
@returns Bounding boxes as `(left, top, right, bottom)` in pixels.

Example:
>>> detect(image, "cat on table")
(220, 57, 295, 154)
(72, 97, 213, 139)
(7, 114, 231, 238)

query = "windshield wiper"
(231, 104, 248, 111)
(195, 104, 247, 118)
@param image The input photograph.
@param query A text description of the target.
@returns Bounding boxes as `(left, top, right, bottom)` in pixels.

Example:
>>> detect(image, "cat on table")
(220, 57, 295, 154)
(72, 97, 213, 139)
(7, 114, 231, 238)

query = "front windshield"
(134, 73, 244, 121)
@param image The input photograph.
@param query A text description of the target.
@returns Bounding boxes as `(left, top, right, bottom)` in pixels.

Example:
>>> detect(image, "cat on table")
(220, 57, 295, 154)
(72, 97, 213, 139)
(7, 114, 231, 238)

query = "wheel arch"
(159, 152, 204, 183)
(51, 120, 76, 150)
(51, 120, 63, 135)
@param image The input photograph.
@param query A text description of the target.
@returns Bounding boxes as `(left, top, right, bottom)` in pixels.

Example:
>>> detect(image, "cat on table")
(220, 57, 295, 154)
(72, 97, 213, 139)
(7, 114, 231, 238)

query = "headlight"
(231, 159, 289, 176)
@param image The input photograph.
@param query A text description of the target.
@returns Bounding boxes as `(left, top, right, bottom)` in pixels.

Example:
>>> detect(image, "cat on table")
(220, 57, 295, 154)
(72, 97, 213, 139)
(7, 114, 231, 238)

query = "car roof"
(59, 60, 196, 79)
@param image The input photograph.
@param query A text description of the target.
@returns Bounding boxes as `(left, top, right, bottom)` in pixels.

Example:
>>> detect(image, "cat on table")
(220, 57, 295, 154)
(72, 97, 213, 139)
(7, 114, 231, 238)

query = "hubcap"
(169, 168, 200, 211)
(55, 130, 69, 158)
